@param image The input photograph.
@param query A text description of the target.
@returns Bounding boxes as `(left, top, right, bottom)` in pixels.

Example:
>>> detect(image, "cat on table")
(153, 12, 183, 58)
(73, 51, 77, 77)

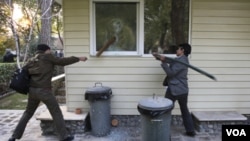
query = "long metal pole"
(164, 56, 217, 81)
(152, 53, 217, 81)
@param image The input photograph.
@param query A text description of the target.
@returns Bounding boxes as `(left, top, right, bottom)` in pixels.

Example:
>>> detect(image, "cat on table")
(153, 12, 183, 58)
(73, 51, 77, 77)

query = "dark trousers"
(11, 87, 68, 140)
(165, 89, 195, 132)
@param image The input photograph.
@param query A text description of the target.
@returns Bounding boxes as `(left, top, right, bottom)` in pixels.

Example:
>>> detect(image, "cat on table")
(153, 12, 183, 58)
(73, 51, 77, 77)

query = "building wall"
(190, 0, 250, 114)
(63, 0, 250, 115)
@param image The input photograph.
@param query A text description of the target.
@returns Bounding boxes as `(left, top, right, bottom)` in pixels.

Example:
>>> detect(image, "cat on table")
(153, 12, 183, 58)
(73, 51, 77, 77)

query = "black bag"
(9, 68, 30, 94)
(163, 76, 168, 86)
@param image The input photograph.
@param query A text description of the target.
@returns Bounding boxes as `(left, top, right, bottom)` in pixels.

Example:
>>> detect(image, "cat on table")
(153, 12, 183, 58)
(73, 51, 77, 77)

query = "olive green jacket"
(24, 51, 79, 88)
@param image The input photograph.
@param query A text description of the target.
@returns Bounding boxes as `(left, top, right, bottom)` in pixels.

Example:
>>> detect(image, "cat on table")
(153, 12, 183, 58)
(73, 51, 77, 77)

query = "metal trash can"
(137, 94, 173, 141)
(85, 82, 112, 137)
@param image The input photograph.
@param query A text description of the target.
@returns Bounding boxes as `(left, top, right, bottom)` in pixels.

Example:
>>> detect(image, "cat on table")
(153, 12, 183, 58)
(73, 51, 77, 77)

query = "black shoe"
(8, 137, 16, 141)
(61, 135, 74, 141)
(186, 131, 196, 137)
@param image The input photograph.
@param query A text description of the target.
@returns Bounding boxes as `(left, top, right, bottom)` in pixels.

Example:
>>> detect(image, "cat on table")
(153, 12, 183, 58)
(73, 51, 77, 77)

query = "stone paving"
(0, 105, 221, 141)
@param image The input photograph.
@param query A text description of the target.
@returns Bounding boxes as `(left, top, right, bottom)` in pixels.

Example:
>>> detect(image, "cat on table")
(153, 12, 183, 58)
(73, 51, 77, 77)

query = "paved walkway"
(0, 105, 221, 141)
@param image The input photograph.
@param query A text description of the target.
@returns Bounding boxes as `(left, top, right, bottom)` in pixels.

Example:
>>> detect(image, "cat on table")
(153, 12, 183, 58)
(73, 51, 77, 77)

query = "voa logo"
(226, 129, 246, 136)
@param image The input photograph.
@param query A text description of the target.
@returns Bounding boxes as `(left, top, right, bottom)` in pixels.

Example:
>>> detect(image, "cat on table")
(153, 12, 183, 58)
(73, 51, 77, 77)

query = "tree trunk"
(56, 15, 64, 46)
(39, 0, 52, 45)
(171, 0, 187, 45)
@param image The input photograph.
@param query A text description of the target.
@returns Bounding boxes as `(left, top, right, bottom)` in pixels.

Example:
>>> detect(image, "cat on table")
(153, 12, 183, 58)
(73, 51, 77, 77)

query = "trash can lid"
(85, 82, 112, 100)
(85, 86, 111, 94)
(138, 96, 173, 111)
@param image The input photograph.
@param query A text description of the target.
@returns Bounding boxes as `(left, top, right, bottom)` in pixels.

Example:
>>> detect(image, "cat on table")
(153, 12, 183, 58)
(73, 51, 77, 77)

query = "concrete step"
(36, 105, 87, 134)
(192, 111, 247, 134)
(36, 105, 86, 121)
(192, 111, 247, 122)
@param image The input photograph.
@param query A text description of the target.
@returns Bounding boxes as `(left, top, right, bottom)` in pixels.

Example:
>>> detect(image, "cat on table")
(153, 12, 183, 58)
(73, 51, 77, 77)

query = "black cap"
(37, 44, 50, 52)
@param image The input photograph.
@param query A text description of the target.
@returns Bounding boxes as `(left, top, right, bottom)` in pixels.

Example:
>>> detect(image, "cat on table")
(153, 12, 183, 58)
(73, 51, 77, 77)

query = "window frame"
(90, 0, 144, 57)
(90, 0, 191, 57)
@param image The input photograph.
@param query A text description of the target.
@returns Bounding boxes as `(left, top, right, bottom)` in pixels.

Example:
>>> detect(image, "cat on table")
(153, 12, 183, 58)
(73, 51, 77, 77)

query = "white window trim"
(89, 0, 143, 57)
(90, 0, 191, 57)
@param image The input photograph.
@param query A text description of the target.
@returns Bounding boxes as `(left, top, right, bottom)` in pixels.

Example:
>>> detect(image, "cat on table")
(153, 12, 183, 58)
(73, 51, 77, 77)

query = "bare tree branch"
(22, 0, 41, 64)
(6, 0, 21, 68)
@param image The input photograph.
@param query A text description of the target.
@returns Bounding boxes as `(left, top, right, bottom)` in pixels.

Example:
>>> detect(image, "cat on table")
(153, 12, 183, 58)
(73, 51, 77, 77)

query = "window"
(144, 0, 190, 54)
(90, 0, 190, 56)
(90, 0, 141, 56)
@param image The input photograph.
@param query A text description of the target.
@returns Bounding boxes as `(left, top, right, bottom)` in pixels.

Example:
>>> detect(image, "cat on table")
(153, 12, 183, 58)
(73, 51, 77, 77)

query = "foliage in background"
(0, 36, 16, 55)
(0, 0, 63, 65)
(0, 63, 16, 83)
(0, 63, 17, 94)
(0, 0, 10, 35)
(144, 0, 190, 54)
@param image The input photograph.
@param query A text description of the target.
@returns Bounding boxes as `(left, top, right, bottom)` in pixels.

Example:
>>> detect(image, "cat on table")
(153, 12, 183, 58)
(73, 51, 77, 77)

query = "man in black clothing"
(3, 49, 16, 62)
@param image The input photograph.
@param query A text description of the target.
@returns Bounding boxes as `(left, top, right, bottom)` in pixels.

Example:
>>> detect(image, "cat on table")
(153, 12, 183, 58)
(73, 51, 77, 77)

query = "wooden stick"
(96, 37, 116, 57)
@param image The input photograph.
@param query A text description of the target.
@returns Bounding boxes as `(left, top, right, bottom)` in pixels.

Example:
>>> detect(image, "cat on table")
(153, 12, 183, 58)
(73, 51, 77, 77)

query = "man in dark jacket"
(154, 43, 196, 137)
(3, 49, 17, 62)
(8, 44, 88, 141)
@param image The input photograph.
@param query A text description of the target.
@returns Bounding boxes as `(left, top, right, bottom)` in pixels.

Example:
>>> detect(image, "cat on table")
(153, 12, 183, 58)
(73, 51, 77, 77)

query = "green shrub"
(0, 63, 17, 93)
(0, 55, 3, 62)
(0, 63, 16, 82)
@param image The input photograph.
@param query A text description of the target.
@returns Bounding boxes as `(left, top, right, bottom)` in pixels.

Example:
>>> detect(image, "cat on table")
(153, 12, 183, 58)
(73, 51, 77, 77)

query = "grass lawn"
(0, 93, 27, 110)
